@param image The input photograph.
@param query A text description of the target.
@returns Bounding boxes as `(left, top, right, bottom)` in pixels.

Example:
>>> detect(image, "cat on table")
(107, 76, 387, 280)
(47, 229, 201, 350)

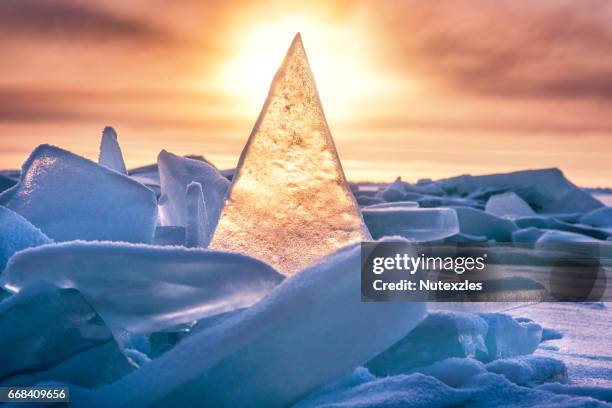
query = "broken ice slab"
(515, 216, 609, 240)
(185, 182, 210, 247)
(403, 192, 484, 209)
(512, 227, 546, 243)
(580, 207, 612, 229)
(453, 207, 517, 242)
(485, 192, 536, 219)
(363, 201, 419, 210)
(157, 150, 229, 233)
(366, 312, 488, 375)
(210, 34, 370, 275)
(0, 205, 51, 271)
(0, 282, 113, 381)
(478, 313, 542, 362)
(98, 126, 127, 174)
(2, 340, 134, 389)
(379, 177, 406, 202)
(87, 240, 425, 407)
(1, 241, 283, 334)
(366, 312, 542, 376)
(536, 230, 595, 243)
(0, 145, 158, 243)
(436, 168, 603, 214)
(362, 207, 459, 242)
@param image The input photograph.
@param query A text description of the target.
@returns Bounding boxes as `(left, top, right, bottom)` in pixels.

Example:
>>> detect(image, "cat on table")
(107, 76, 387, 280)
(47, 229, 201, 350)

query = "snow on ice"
(74, 240, 425, 407)
(0, 145, 157, 243)
(0, 205, 51, 271)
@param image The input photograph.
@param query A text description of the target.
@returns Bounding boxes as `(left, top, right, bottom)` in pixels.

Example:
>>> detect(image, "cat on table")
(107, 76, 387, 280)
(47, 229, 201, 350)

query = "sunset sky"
(1, 0, 611, 186)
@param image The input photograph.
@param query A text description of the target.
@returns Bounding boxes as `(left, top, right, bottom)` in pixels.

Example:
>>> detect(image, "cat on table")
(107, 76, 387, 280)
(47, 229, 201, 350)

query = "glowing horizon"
(1, 1, 611, 188)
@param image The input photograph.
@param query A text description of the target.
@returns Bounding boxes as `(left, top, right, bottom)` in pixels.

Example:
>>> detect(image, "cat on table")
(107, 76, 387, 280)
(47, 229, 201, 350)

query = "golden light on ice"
(217, 16, 386, 120)
(210, 34, 371, 275)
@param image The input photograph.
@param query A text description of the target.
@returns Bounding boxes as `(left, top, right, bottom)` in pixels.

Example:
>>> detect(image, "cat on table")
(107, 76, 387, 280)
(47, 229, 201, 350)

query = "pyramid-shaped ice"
(210, 34, 370, 275)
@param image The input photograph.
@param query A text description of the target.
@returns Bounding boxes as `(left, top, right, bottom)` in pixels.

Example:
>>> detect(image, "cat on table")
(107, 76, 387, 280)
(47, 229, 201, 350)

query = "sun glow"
(216, 15, 388, 120)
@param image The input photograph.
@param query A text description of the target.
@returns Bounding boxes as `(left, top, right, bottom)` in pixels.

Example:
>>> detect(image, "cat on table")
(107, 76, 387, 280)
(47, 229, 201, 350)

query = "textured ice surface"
(486, 192, 536, 219)
(437, 168, 603, 214)
(363, 207, 459, 241)
(157, 150, 229, 232)
(0, 283, 112, 381)
(0, 145, 157, 243)
(478, 313, 542, 362)
(185, 182, 210, 247)
(84, 241, 425, 407)
(98, 126, 127, 174)
(209, 34, 370, 275)
(508, 302, 612, 388)
(486, 356, 567, 386)
(0, 205, 51, 271)
(295, 370, 607, 408)
(1, 241, 283, 334)
(453, 207, 518, 242)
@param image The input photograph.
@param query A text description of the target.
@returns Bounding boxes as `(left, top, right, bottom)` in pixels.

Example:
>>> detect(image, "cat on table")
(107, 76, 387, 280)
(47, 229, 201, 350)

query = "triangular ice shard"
(98, 126, 127, 174)
(210, 34, 370, 275)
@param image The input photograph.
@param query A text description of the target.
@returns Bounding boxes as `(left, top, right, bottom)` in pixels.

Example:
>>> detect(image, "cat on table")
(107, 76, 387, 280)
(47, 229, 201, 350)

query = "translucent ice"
(478, 313, 542, 362)
(209, 34, 370, 275)
(363, 201, 419, 210)
(98, 126, 127, 174)
(486, 192, 536, 219)
(362, 207, 459, 241)
(157, 150, 229, 232)
(0, 206, 51, 271)
(367, 312, 489, 375)
(2, 340, 134, 389)
(1, 241, 283, 334)
(0, 282, 112, 381)
(0, 145, 157, 243)
(85, 240, 425, 407)
(453, 207, 518, 242)
(367, 312, 542, 376)
(185, 182, 210, 247)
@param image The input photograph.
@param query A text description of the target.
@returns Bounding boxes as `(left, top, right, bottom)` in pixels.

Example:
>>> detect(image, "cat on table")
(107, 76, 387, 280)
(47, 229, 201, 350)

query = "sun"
(215, 15, 390, 121)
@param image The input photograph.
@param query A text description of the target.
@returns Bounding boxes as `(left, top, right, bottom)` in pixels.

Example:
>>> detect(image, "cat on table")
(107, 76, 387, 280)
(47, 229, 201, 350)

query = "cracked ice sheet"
(507, 302, 612, 387)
